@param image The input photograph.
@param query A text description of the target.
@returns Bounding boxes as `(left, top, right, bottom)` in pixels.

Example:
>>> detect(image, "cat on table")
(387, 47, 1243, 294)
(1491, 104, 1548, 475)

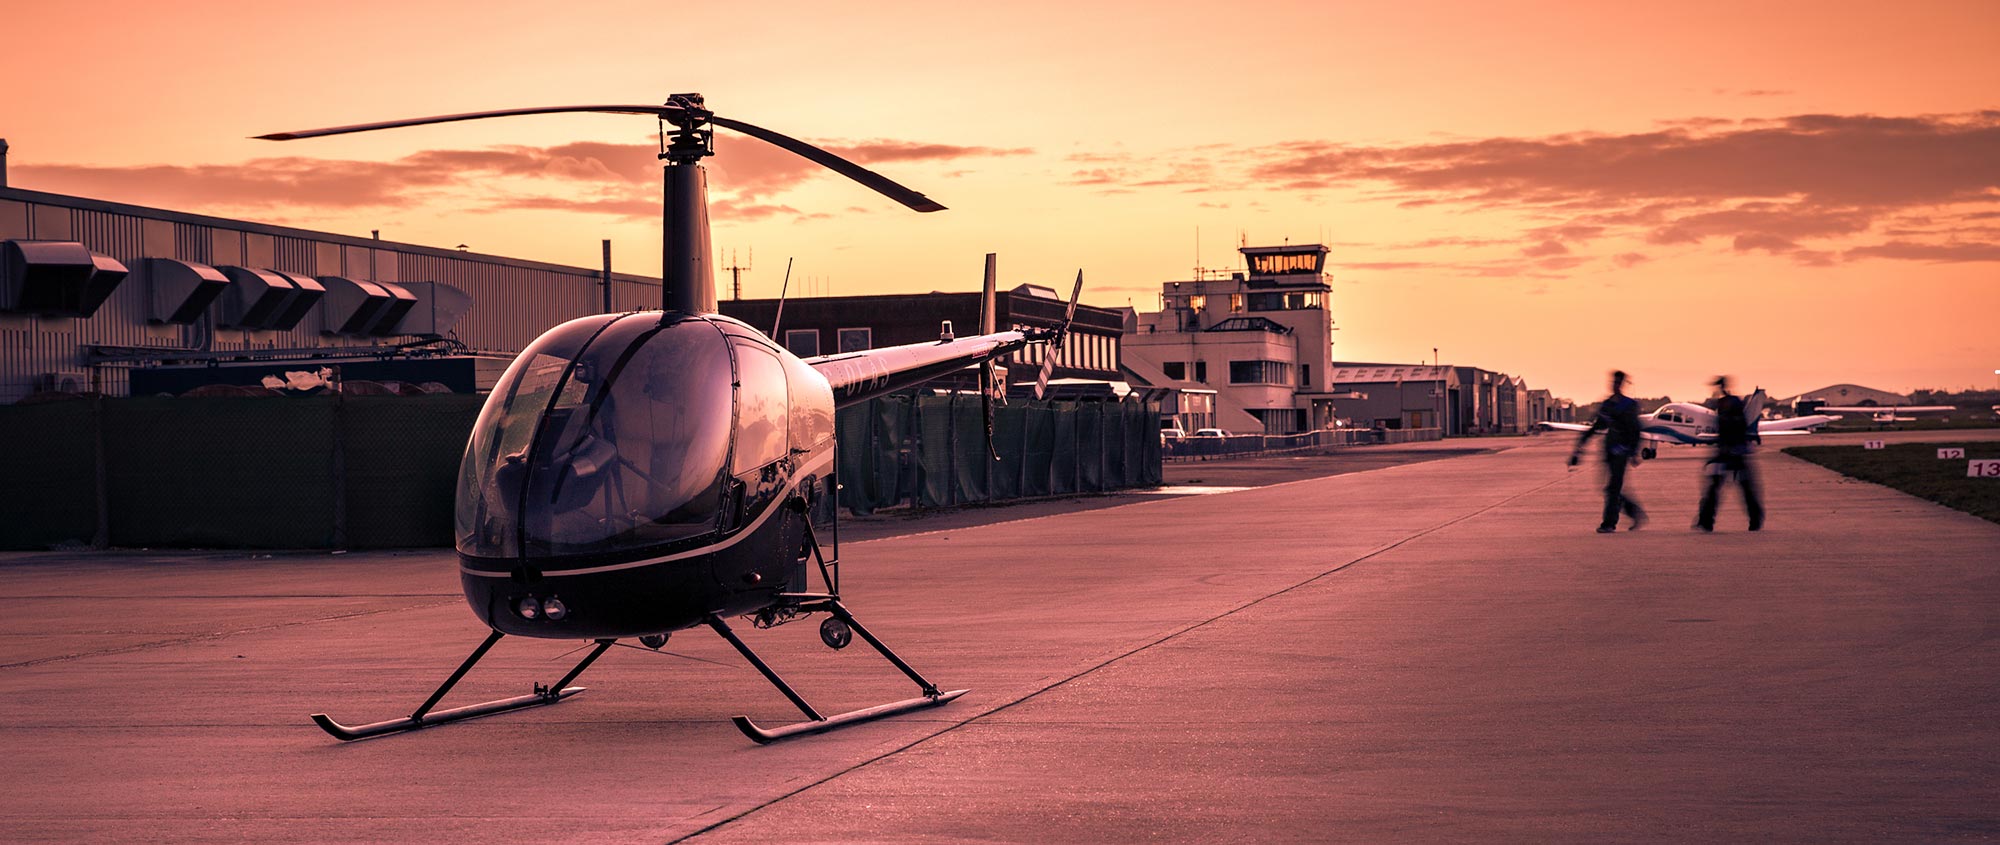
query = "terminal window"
(1229, 360, 1290, 385)
(1247, 291, 1324, 312)
(837, 327, 872, 353)
(1163, 361, 1187, 380)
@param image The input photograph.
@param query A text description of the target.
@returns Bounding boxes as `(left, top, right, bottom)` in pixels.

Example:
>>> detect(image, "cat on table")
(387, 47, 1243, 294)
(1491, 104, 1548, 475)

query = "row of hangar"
(0, 239, 470, 337)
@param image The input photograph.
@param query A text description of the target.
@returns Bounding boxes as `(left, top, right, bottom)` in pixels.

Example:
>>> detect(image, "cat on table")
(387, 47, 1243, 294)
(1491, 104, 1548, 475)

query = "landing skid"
(709, 600, 967, 744)
(310, 631, 612, 741)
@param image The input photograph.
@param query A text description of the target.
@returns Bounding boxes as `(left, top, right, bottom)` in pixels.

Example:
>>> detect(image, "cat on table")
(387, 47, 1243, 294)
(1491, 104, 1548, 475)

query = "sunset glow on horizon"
(5, 0, 1996, 402)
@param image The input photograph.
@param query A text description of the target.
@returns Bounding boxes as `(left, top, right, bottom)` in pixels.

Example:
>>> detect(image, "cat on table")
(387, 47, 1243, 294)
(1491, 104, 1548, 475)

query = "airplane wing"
(807, 330, 1033, 409)
(1816, 405, 1955, 415)
(1538, 421, 1592, 433)
(1758, 415, 1838, 433)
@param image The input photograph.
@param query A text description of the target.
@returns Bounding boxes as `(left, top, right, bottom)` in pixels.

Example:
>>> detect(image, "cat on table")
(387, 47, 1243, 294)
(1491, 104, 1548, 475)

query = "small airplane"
(262, 93, 1082, 744)
(1540, 390, 1837, 459)
(1809, 403, 1956, 423)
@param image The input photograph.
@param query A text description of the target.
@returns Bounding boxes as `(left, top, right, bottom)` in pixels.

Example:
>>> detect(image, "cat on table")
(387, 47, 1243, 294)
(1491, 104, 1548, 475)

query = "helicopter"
(261, 93, 1081, 743)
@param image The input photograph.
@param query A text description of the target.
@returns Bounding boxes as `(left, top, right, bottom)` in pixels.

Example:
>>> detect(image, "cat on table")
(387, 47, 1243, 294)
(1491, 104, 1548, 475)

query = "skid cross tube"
(709, 608, 967, 744)
(310, 633, 613, 742)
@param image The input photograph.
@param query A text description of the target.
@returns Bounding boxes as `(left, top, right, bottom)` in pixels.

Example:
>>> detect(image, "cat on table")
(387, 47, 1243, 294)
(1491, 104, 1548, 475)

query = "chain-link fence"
(836, 393, 1164, 515)
(0, 394, 483, 550)
(0, 391, 1165, 549)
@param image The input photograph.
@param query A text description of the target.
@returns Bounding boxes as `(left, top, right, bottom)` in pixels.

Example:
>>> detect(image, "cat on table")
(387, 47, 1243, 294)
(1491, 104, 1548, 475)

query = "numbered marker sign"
(1971, 459, 2000, 479)
(1938, 447, 1966, 459)
(1864, 440, 1886, 450)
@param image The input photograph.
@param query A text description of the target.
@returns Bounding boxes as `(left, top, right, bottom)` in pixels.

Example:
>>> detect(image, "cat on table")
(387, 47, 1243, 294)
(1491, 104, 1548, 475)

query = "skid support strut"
(708, 607, 967, 744)
(310, 632, 614, 741)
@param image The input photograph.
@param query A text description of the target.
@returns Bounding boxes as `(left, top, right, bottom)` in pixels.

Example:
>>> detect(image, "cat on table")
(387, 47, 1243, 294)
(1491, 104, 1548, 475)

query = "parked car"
(1160, 423, 1187, 445)
(1190, 428, 1230, 439)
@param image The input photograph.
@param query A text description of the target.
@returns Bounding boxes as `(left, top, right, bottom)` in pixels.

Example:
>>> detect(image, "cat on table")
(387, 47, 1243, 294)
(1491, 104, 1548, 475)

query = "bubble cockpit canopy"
(455, 313, 733, 562)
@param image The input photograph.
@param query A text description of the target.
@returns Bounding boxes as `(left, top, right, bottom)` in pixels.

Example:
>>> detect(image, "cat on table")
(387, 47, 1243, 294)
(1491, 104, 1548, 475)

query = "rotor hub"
(661, 92, 714, 163)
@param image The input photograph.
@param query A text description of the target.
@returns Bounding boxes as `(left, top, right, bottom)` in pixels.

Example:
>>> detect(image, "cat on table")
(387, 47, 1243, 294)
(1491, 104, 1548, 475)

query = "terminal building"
(1122, 244, 1340, 433)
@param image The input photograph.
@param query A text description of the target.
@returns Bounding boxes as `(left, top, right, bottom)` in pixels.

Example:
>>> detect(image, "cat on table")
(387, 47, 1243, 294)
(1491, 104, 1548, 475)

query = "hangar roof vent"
(0, 240, 128, 318)
(142, 258, 230, 324)
(266, 271, 325, 331)
(318, 275, 395, 335)
(387, 282, 474, 337)
(216, 266, 298, 330)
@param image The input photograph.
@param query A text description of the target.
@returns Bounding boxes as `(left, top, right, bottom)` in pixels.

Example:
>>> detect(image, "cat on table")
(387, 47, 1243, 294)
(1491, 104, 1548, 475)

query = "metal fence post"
(330, 392, 348, 550)
(946, 390, 958, 506)
(91, 395, 108, 549)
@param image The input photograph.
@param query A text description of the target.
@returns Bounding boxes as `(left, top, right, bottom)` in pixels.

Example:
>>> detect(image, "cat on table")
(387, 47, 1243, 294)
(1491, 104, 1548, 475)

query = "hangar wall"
(0, 187, 662, 402)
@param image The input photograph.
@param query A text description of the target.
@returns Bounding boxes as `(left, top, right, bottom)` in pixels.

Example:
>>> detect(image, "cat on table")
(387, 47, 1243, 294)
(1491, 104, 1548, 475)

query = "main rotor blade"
(711, 115, 946, 213)
(255, 104, 684, 140)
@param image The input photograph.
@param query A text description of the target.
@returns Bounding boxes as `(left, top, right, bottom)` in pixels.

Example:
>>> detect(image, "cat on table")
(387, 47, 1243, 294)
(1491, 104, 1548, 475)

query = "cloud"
(16, 133, 1028, 223)
(1612, 252, 1651, 268)
(1843, 241, 2000, 263)
(1238, 111, 2000, 269)
(824, 140, 1030, 163)
(1247, 112, 2000, 208)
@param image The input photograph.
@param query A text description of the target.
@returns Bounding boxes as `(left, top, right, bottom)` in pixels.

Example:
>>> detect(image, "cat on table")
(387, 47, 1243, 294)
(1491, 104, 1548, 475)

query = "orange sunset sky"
(4, 0, 1997, 402)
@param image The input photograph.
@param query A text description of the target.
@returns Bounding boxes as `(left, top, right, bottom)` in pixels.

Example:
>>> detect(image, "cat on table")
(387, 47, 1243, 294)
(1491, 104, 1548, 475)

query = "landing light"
(542, 597, 568, 620)
(515, 597, 541, 620)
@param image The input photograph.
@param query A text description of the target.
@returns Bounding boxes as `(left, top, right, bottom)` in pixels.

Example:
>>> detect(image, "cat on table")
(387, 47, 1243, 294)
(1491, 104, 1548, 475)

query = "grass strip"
(1784, 442, 2000, 524)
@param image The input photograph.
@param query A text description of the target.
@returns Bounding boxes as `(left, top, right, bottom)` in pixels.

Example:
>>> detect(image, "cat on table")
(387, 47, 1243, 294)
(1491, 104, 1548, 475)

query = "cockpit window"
(455, 314, 734, 560)
(456, 315, 614, 558)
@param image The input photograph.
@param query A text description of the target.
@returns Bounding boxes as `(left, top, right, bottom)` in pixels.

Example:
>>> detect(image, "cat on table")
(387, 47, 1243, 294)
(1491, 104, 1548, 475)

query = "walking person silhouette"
(1695, 375, 1764, 531)
(1569, 370, 1646, 533)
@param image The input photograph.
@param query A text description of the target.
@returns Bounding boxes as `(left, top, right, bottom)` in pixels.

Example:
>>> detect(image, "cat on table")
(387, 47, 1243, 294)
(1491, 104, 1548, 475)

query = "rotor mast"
(660, 94, 718, 316)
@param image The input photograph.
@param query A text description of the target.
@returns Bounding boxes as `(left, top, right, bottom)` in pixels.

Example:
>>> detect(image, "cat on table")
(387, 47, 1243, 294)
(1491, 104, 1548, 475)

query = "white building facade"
(1122, 244, 1338, 434)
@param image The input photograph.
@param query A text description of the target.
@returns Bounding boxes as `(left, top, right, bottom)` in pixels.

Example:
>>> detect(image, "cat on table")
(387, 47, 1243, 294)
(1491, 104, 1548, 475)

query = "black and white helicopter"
(260, 93, 1081, 743)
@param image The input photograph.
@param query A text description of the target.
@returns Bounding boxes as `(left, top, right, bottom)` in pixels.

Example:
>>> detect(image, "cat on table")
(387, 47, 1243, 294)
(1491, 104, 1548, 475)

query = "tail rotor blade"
(1060, 269, 1083, 334)
(1034, 270, 1084, 402)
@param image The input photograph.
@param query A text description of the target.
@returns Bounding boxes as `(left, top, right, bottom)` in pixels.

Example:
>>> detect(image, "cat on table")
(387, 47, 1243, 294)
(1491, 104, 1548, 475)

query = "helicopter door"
(717, 341, 793, 594)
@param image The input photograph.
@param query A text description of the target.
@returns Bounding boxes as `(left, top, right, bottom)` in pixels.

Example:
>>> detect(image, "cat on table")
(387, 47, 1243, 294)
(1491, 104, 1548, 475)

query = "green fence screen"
(0, 392, 1161, 550)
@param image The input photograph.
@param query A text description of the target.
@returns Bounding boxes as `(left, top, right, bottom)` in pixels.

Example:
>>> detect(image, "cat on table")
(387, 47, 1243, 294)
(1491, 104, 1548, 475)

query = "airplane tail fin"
(1746, 387, 1768, 421)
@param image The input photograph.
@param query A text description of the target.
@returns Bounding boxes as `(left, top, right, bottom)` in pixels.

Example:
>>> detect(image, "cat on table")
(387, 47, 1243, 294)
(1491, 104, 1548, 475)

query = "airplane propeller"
(256, 98, 945, 213)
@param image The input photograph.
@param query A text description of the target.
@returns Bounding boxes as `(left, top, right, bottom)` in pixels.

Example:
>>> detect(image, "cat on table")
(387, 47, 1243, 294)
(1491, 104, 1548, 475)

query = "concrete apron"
(0, 436, 1994, 843)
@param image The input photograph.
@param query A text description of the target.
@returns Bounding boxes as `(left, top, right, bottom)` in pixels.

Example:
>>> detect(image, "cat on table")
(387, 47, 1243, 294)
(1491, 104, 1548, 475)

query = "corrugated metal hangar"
(0, 184, 666, 403)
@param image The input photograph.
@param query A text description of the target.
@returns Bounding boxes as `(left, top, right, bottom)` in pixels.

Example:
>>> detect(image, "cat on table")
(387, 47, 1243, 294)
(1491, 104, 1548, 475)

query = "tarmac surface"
(3, 432, 1997, 843)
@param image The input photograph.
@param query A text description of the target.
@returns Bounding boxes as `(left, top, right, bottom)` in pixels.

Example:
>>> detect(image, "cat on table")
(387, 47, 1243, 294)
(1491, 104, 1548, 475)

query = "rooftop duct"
(267, 271, 325, 331)
(317, 275, 394, 335)
(143, 258, 230, 324)
(1, 240, 128, 317)
(387, 282, 474, 336)
(216, 266, 298, 330)
(368, 282, 418, 336)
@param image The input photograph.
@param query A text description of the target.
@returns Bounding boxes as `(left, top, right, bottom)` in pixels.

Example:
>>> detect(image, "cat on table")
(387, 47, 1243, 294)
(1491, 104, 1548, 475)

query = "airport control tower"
(1124, 243, 1339, 434)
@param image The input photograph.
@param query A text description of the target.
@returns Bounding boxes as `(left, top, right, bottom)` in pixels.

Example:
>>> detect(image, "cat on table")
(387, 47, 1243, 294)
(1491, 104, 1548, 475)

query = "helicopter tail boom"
(808, 329, 1031, 409)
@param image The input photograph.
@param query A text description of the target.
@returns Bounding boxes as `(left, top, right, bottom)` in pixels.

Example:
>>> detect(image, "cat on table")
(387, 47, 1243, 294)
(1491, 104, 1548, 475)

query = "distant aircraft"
(1809, 404, 1956, 423)
(1540, 390, 1837, 459)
